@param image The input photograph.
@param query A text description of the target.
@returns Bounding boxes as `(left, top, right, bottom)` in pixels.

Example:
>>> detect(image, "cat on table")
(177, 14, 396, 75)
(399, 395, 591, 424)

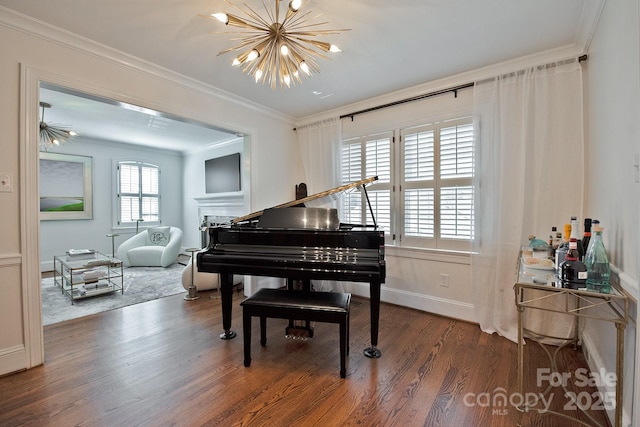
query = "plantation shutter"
(403, 128, 435, 238)
(365, 137, 392, 230)
(439, 122, 474, 240)
(341, 133, 392, 233)
(118, 161, 160, 224)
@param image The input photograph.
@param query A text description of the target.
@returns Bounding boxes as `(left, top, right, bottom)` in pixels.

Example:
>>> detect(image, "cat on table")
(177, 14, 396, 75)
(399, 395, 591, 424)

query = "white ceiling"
(1, 0, 603, 152)
(39, 84, 242, 153)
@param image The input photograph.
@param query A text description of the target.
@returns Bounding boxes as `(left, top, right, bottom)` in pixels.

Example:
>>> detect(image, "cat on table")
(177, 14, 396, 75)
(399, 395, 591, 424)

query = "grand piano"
(197, 176, 386, 358)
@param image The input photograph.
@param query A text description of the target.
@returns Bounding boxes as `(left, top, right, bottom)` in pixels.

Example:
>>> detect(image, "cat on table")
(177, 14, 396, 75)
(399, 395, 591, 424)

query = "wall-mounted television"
(205, 153, 241, 194)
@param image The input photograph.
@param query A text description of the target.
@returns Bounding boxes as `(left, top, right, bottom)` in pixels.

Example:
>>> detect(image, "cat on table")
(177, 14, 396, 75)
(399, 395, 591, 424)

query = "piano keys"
(197, 177, 386, 358)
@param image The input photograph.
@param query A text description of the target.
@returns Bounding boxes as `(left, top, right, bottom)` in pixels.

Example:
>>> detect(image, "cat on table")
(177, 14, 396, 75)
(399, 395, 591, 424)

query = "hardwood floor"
(0, 290, 609, 426)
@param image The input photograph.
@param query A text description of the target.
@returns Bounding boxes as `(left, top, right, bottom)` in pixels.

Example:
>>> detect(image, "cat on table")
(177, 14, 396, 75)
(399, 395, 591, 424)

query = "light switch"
(1, 173, 13, 192)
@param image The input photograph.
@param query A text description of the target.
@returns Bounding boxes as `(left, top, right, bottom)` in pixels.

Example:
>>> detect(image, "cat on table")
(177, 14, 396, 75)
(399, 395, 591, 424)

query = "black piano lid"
(257, 207, 340, 230)
(231, 176, 379, 225)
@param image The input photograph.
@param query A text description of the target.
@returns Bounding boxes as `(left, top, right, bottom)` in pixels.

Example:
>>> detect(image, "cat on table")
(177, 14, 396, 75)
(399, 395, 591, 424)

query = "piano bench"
(240, 288, 351, 378)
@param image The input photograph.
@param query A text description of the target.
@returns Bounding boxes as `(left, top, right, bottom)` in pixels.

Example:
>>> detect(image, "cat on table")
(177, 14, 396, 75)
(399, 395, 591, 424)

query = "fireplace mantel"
(195, 193, 244, 207)
(195, 193, 246, 223)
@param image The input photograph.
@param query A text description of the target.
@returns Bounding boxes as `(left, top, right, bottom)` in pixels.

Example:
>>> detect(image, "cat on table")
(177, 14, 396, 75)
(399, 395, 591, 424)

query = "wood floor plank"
(0, 290, 610, 426)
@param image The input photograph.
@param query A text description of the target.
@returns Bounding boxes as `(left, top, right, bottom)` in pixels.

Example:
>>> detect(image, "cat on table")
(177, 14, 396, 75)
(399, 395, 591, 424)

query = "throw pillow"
(147, 226, 170, 246)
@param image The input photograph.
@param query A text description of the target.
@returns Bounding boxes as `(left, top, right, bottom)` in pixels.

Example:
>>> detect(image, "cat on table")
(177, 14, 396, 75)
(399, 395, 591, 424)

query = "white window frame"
(116, 160, 161, 227)
(341, 117, 474, 252)
(399, 118, 474, 251)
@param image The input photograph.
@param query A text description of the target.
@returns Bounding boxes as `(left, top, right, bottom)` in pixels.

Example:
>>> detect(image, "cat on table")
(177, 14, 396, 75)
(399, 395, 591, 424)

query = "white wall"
(181, 138, 246, 249)
(586, 0, 640, 285)
(39, 138, 184, 271)
(583, 0, 639, 425)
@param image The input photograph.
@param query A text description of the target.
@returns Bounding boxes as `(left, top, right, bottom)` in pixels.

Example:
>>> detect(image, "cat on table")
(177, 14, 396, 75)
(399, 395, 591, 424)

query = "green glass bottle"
(584, 225, 610, 293)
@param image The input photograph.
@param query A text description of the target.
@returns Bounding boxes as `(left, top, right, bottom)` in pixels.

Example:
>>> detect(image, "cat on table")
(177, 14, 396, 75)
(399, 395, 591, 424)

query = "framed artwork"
(39, 152, 93, 220)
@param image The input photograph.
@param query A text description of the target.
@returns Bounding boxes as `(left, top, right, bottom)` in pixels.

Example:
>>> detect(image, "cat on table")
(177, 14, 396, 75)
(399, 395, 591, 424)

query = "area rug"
(42, 263, 186, 325)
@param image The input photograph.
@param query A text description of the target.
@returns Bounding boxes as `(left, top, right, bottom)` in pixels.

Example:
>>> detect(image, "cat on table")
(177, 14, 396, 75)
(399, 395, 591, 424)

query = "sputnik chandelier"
(204, 0, 349, 89)
(39, 102, 78, 150)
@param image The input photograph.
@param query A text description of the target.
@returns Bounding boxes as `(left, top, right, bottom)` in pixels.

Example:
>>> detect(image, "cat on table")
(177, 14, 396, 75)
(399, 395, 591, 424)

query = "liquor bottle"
(560, 238, 587, 289)
(555, 223, 572, 269)
(569, 216, 584, 261)
(584, 225, 611, 293)
(563, 223, 572, 241)
(582, 218, 592, 255)
(548, 226, 560, 258)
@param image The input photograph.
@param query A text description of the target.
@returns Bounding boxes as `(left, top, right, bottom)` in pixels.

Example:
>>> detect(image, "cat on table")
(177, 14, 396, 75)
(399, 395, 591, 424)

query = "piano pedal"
(285, 325, 314, 341)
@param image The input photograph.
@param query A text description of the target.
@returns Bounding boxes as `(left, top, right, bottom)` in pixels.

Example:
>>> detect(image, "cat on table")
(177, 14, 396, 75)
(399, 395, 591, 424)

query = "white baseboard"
(0, 345, 28, 377)
(581, 330, 632, 427)
(345, 282, 476, 324)
(41, 260, 54, 272)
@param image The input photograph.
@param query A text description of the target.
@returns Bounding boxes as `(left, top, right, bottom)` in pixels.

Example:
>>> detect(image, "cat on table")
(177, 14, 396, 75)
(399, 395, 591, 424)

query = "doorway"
(21, 67, 250, 367)
(38, 83, 241, 324)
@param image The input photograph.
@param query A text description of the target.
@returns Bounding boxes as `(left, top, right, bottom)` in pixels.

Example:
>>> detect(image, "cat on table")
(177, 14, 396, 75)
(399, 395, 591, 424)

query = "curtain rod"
(339, 82, 474, 121)
(293, 118, 338, 132)
(338, 54, 588, 122)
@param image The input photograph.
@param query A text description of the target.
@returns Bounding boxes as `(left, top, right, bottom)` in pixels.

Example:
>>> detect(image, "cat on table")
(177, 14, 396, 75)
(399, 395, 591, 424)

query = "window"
(341, 118, 474, 251)
(117, 161, 160, 225)
(340, 132, 393, 237)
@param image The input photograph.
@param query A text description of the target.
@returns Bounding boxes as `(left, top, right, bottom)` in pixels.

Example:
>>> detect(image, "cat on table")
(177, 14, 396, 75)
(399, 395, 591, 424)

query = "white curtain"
(296, 117, 342, 291)
(295, 117, 342, 195)
(471, 60, 585, 343)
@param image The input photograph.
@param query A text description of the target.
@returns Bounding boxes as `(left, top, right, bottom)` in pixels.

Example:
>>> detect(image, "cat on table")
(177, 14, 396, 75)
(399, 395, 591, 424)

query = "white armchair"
(117, 226, 183, 267)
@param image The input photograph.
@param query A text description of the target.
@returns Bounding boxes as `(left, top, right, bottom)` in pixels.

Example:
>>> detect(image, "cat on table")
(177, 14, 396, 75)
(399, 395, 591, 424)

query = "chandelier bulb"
(280, 45, 289, 56)
(283, 74, 291, 87)
(247, 49, 260, 62)
(289, 0, 302, 12)
(255, 69, 263, 82)
(232, 57, 242, 66)
(299, 61, 310, 75)
(329, 44, 342, 53)
(69, 131, 78, 137)
(212, 13, 229, 24)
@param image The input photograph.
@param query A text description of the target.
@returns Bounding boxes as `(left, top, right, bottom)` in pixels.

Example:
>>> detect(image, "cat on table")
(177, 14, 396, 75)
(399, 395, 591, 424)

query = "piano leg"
(364, 279, 382, 358)
(219, 272, 237, 340)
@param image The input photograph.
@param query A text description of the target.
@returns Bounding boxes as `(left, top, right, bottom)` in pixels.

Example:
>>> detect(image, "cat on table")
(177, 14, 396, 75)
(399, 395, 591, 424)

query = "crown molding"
(0, 6, 294, 124)
(575, 0, 607, 50)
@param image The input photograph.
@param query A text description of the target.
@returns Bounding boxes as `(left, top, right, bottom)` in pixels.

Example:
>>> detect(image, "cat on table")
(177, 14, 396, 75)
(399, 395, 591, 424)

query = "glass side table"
(53, 252, 124, 304)
(514, 254, 629, 427)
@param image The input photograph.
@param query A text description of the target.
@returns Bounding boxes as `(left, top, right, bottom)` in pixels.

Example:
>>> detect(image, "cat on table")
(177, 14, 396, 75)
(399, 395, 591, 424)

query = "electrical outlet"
(0, 173, 12, 192)
(440, 273, 449, 287)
